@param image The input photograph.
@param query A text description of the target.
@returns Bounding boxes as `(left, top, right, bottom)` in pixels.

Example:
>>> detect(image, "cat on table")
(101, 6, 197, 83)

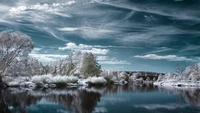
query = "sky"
(0, 0, 200, 73)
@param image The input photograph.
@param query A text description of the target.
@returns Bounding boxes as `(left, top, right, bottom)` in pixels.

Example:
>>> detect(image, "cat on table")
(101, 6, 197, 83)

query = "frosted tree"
(42, 64, 50, 75)
(186, 64, 200, 81)
(176, 63, 185, 76)
(5, 57, 44, 76)
(47, 52, 101, 77)
(0, 31, 34, 83)
(79, 52, 101, 78)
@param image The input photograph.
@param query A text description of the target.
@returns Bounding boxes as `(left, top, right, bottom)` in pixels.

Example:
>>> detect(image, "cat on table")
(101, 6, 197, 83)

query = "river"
(1, 84, 200, 113)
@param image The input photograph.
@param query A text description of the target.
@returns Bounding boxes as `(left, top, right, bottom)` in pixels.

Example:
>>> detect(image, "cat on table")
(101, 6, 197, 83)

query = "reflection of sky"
(95, 91, 191, 113)
(27, 98, 69, 113)
(1, 0, 200, 72)
(5, 86, 200, 113)
(27, 104, 68, 113)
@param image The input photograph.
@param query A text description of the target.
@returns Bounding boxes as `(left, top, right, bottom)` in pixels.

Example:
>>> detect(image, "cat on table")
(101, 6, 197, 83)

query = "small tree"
(176, 63, 185, 76)
(0, 31, 34, 82)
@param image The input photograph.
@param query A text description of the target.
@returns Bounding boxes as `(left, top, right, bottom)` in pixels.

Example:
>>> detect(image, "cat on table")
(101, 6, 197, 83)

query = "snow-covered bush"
(119, 71, 129, 81)
(165, 72, 176, 80)
(100, 69, 119, 83)
(31, 74, 79, 84)
(78, 77, 107, 86)
(157, 74, 164, 81)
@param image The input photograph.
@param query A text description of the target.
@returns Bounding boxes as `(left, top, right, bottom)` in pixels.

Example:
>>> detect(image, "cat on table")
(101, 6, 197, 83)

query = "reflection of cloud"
(102, 97, 128, 104)
(94, 107, 107, 113)
(57, 109, 69, 113)
(133, 104, 188, 110)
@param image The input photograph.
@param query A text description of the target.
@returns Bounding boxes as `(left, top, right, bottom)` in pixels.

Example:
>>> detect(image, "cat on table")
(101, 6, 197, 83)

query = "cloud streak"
(134, 54, 196, 62)
(97, 56, 130, 65)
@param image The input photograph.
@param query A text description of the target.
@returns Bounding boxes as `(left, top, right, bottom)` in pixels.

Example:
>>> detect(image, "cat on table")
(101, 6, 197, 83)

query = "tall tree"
(0, 31, 34, 83)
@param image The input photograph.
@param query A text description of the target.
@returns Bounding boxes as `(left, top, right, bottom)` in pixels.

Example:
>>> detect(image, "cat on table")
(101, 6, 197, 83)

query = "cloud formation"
(59, 42, 109, 55)
(29, 53, 68, 62)
(29, 48, 68, 62)
(1, 0, 200, 71)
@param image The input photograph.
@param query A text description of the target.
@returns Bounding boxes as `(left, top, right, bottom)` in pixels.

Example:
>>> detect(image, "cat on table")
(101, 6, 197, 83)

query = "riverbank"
(2, 71, 200, 89)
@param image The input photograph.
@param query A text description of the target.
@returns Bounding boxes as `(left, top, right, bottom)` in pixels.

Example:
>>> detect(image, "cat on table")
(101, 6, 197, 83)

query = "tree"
(185, 64, 200, 81)
(79, 52, 101, 77)
(176, 63, 185, 76)
(0, 31, 34, 83)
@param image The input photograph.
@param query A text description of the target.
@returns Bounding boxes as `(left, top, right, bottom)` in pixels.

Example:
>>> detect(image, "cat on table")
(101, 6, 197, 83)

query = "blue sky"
(0, 0, 200, 72)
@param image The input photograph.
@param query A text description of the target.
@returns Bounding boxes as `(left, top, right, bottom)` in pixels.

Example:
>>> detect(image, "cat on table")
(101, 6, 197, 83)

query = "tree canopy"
(0, 31, 34, 80)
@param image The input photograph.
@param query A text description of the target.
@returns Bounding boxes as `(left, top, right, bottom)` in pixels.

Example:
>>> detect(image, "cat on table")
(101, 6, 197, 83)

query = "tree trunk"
(0, 75, 7, 88)
(0, 76, 4, 88)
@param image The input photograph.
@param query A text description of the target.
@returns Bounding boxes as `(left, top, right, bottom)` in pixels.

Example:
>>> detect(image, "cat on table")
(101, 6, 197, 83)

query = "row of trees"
(156, 63, 200, 82)
(1, 30, 200, 85)
(0, 30, 101, 86)
(4, 52, 101, 78)
(50, 52, 101, 77)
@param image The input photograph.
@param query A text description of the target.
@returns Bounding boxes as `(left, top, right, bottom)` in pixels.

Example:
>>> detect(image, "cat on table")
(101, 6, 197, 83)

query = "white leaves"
(0, 30, 34, 74)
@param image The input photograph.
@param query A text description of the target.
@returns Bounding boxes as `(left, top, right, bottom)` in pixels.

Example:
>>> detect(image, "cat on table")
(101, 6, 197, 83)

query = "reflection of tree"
(103, 84, 158, 95)
(159, 87, 200, 106)
(46, 89, 101, 113)
(0, 90, 11, 113)
(2, 85, 159, 113)
(3, 89, 42, 113)
(182, 89, 200, 106)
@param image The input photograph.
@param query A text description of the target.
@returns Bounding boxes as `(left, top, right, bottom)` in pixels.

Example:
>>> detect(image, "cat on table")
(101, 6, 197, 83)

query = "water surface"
(1, 85, 200, 113)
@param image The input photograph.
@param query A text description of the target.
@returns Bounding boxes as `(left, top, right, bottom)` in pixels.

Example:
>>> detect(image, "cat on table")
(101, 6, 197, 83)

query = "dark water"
(1, 85, 200, 113)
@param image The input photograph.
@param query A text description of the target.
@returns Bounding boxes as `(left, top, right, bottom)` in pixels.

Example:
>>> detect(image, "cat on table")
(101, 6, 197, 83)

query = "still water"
(1, 84, 200, 113)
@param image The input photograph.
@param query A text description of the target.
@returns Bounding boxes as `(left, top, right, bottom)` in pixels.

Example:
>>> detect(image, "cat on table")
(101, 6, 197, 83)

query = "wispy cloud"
(148, 47, 172, 54)
(134, 54, 195, 62)
(99, 1, 200, 21)
(57, 26, 116, 39)
(180, 45, 200, 52)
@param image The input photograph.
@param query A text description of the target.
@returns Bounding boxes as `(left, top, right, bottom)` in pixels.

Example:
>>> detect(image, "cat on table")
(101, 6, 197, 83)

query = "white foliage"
(31, 74, 79, 84)
(0, 31, 34, 79)
(100, 69, 119, 81)
(78, 77, 107, 85)
(49, 52, 101, 77)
